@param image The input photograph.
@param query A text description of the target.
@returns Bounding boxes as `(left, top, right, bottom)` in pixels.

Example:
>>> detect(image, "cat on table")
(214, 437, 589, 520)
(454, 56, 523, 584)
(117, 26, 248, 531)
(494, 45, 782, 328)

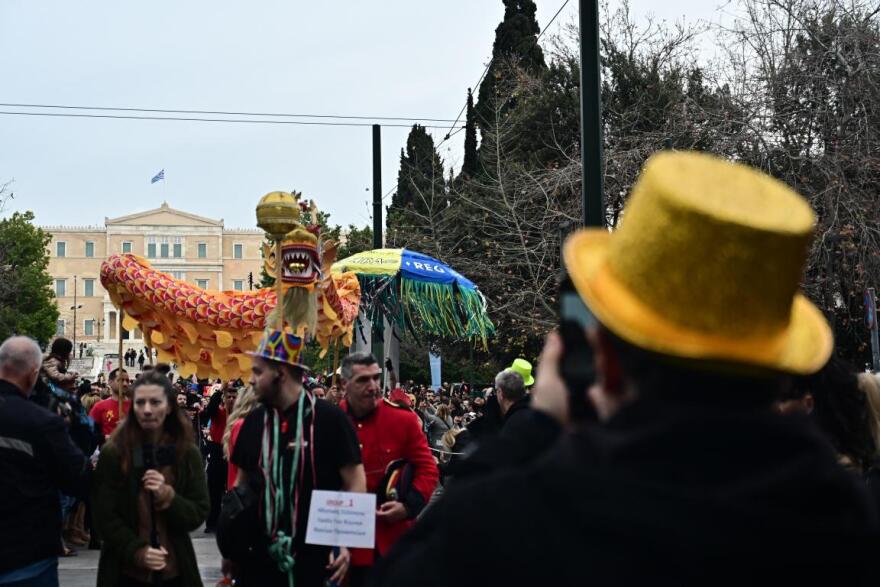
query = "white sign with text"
(305, 490, 376, 549)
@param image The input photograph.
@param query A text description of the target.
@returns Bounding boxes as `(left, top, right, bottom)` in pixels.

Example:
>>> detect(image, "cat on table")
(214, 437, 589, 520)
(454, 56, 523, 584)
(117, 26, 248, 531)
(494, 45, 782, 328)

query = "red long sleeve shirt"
(340, 398, 439, 567)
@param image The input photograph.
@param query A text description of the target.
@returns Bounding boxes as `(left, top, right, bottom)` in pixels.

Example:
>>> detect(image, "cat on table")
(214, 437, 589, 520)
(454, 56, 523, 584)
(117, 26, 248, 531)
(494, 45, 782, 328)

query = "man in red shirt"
(339, 352, 438, 586)
(88, 368, 131, 441)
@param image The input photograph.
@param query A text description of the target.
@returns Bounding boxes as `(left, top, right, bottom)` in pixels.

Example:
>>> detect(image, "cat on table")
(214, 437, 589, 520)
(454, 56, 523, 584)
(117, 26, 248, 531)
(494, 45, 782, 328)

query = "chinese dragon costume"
(99, 192, 361, 380)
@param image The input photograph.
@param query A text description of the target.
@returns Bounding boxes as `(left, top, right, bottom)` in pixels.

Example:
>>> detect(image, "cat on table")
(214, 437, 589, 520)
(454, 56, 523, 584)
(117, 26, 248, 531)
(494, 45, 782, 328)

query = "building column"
(108, 311, 117, 342)
(103, 309, 110, 341)
(218, 233, 224, 289)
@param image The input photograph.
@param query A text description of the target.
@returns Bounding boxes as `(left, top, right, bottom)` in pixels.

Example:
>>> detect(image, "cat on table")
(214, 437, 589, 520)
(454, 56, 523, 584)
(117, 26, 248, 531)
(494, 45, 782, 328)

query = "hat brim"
(564, 229, 833, 375)
(245, 351, 310, 372)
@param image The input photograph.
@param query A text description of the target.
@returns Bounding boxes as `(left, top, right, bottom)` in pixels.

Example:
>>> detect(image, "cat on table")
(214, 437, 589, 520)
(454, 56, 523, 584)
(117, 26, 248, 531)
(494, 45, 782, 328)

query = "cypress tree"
(391, 125, 444, 216)
(461, 88, 479, 177)
(391, 148, 409, 209)
(476, 0, 547, 130)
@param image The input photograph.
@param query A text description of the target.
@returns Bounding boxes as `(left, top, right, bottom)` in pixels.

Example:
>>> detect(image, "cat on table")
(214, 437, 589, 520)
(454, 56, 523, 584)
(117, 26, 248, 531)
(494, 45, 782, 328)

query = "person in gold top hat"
(374, 151, 878, 586)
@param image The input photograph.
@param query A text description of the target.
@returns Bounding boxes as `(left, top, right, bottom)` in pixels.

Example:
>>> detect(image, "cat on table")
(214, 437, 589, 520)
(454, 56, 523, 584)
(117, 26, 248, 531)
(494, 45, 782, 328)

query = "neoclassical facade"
(44, 202, 265, 349)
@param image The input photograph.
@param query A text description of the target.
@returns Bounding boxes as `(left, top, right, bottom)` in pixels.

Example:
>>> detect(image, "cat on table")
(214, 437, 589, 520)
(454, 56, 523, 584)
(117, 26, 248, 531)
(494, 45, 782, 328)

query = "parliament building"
(43, 202, 265, 350)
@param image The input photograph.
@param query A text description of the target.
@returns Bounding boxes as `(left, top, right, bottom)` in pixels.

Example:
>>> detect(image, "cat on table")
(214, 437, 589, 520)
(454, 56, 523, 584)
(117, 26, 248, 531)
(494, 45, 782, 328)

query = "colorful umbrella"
(331, 248, 494, 347)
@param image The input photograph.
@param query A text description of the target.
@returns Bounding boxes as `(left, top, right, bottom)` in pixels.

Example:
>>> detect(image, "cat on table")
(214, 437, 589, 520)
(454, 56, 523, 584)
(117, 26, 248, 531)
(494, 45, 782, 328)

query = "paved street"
(59, 527, 223, 586)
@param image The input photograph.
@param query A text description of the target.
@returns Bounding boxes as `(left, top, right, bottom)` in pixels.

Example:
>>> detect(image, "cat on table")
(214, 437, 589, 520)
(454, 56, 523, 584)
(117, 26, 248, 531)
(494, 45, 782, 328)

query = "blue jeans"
(0, 559, 58, 587)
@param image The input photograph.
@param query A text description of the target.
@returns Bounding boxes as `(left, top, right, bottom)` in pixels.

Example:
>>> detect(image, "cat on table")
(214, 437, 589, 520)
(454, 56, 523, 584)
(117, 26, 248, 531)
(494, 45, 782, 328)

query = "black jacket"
(0, 379, 86, 572)
(375, 398, 879, 586)
(446, 397, 561, 480)
(503, 396, 531, 422)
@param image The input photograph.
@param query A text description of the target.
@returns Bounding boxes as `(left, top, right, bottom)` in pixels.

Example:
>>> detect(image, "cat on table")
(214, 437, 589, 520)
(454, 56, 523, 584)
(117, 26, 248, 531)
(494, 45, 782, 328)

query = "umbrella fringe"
(353, 274, 494, 350)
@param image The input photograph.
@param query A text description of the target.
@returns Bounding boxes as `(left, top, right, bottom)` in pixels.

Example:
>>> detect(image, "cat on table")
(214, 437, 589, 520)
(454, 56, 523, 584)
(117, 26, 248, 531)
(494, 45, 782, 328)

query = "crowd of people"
(2, 151, 880, 586)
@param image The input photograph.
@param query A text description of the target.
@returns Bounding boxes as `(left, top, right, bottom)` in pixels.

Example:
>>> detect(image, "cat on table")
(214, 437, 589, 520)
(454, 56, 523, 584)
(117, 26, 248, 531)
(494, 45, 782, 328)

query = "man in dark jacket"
(446, 368, 561, 481)
(0, 336, 86, 586)
(374, 152, 880, 585)
(495, 368, 528, 422)
(203, 382, 237, 532)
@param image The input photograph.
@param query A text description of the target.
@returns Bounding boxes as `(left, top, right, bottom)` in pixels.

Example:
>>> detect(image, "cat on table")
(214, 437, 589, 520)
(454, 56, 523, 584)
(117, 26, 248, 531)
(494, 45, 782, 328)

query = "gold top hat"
(564, 151, 832, 375)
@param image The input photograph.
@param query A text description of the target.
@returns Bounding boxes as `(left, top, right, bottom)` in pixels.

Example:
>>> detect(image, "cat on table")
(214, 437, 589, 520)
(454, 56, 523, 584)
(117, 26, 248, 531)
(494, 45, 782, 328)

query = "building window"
(56, 320, 65, 336)
(233, 280, 244, 291)
(170, 271, 185, 280)
(197, 279, 209, 289)
(160, 243, 169, 258)
(147, 243, 157, 257)
(56, 241, 66, 257)
(85, 241, 95, 258)
(84, 319, 95, 336)
(84, 279, 95, 297)
(173, 243, 182, 258)
(55, 279, 66, 297)
(198, 242, 207, 259)
(234, 243, 243, 259)
(122, 241, 133, 254)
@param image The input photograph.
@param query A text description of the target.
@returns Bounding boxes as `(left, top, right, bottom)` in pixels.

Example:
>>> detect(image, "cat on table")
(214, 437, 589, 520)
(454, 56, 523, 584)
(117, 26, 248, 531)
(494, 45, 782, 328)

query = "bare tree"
(0, 180, 13, 215)
(391, 0, 880, 366)
(720, 0, 880, 361)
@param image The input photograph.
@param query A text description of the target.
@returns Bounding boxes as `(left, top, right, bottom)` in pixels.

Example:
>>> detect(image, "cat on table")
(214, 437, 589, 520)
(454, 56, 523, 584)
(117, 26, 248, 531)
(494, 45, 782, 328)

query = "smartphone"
(558, 272, 597, 422)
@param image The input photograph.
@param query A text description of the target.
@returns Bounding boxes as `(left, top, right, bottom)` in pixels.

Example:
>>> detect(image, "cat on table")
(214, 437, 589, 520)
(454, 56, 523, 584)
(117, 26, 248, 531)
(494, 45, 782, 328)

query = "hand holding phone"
(558, 273, 597, 422)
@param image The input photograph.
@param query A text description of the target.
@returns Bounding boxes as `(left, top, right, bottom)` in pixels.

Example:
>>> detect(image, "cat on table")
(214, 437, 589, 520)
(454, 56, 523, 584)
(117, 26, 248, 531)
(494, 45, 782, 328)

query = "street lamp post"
(70, 303, 83, 350)
(95, 318, 104, 351)
(70, 275, 83, 351)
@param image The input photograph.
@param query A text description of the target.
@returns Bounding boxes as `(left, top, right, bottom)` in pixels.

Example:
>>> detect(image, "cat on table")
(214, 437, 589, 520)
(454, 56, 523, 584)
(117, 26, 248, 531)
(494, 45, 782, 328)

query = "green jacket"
(92, 442, 209, 587)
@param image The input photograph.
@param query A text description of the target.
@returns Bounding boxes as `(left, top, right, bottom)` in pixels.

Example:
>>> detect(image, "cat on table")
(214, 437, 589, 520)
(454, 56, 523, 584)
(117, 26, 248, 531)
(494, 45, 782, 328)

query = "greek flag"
(151, 169, 165, 184)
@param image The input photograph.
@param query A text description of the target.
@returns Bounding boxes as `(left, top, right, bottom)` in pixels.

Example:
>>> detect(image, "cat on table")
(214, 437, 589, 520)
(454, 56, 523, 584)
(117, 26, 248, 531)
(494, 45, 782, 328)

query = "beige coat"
(41, 355, 77, 391)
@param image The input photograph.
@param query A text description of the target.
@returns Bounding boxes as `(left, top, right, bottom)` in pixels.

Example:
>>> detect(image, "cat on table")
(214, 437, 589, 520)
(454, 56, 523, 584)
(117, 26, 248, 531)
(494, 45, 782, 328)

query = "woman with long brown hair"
(222, 385, 258, 490)
(92, 371, 209, 587)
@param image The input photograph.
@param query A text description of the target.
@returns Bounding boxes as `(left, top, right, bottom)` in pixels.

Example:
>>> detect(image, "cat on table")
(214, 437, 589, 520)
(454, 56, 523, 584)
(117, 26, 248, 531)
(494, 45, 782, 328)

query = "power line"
(444, 125, 467, 143)
(3, 2, 571, 134)
(537, 0, 570, 44)
(0, 110, 464, 129)
(439, 67, 491, 143)
(382, 183, 398, 202)
(0, 102, 459, 124)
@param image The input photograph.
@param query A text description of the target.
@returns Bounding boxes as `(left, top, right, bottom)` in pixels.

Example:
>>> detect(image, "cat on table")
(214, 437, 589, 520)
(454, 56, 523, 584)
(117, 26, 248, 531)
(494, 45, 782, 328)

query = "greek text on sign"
(305, 490, 376, 549)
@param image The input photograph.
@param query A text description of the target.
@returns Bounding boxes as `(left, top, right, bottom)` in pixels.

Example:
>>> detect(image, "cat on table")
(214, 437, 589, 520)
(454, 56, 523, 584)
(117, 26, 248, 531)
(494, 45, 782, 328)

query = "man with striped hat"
(220, 329, 366, 586)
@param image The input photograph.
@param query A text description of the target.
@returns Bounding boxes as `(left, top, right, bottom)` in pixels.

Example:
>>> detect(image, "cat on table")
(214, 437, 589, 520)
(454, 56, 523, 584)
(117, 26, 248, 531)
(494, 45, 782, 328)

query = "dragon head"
(258, 192, 330, 337)
(262, 196, 323, 288)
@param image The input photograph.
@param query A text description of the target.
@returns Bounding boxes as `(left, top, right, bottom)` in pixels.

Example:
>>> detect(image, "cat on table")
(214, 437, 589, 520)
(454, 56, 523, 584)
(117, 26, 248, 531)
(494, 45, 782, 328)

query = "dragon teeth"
(281, 248, 317, 278)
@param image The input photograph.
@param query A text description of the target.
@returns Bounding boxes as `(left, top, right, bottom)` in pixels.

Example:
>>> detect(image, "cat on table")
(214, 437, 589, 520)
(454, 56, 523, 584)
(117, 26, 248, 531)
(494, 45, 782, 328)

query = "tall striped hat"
(247, 328, 309, 370)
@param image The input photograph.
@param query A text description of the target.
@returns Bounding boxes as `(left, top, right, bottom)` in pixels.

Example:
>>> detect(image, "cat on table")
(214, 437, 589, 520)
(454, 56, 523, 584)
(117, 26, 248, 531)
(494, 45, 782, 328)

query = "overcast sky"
(1, 0, 724, 231)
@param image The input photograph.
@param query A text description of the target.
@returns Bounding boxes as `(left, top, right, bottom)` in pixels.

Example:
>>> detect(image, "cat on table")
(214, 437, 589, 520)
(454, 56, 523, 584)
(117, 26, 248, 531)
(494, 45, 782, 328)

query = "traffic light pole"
(371, 125, 385, 373)
(72, 275, 78, 350)
(580, 0, 604, 228)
